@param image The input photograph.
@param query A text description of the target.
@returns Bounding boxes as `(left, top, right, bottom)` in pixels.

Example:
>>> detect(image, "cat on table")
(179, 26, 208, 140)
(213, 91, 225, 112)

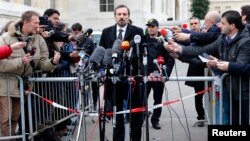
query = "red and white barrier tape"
(29, 87, 211, 116)
(30, 91, 80, 114)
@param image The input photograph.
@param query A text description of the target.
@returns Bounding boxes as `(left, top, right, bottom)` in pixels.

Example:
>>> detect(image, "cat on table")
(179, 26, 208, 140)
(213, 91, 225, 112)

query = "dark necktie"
(118, 29, 123, 40)
(226, 37, 232, 45)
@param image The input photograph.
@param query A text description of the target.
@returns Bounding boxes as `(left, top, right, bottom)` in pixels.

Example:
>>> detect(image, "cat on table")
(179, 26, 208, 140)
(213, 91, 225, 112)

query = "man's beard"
(118, 20, 126, 27)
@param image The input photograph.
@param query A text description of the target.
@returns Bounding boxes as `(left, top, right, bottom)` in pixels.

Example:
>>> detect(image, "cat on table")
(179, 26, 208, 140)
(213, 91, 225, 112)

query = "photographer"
(0, 10, 60, 139)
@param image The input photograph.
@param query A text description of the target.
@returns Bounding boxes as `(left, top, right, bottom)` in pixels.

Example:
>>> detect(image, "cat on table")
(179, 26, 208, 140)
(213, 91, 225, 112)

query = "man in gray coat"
(0, 10, 61, 138)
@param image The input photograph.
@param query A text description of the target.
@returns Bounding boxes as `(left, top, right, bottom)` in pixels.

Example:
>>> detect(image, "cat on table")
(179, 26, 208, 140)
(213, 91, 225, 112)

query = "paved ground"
(62, 60, 208, 141)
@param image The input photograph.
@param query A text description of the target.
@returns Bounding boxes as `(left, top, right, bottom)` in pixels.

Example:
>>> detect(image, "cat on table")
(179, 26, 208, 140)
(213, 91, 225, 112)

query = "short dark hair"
(189, 17, 200, 24)
(222, 10, 244, 30)
(190, 17, 200, 21)
(56, 22, 66, 32)
(71, 22, 82, 31)
(241, 5, 250, 22)
(114, 5, 130, 16)
(43, 8, 60, 17)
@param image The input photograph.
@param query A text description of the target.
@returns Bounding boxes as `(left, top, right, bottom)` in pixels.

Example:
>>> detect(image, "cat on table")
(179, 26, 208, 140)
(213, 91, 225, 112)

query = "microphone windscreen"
(157, 55, 165, 65)
(111, 39, 122, 55)
(134, 35, 141, 44)
(103, 48, 112, 66)
(89, 46, 105, 65)
(182, 23, 188, 29)
(121, 41, 130, 51)
(160, 29, 168, 37)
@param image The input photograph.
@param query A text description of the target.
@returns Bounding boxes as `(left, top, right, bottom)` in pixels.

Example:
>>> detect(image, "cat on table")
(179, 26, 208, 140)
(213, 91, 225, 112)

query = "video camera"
(39, 16, 54, 31)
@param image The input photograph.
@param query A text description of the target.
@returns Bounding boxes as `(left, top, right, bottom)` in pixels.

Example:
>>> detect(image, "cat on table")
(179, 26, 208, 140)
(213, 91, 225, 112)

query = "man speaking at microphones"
(99, 4, 144, 141)
(144, 18, 174, 129)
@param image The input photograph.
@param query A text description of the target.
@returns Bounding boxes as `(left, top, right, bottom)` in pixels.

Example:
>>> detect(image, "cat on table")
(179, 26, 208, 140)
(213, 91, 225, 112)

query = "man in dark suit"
(99, 4, 144, 141)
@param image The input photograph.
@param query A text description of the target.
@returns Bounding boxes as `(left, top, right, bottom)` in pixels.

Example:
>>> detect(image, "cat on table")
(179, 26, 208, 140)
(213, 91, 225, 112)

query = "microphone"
(162, 65, 169, 81)
(76, 28, 93, 46)
(121, 41, 130, 51)
(134, 35, 141, 58)
(142, 43, 148, 65)
(156, 29, 168, 44)
(128, 40, 134, 60)
(182, 23, 188, 29)
(160, 28, 168, 37)
(157, 55, 165, 65)
(89, 46, 105, 67)
(111, 39, 122, 59)
(153, 59, 162, 74)
(103, 48, 112, 67)
(142, 43, 148, 56)
(134, 35, 141, 75)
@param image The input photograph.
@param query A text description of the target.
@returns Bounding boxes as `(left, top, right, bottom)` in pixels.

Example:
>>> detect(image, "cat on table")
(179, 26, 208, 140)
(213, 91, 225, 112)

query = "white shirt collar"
(228, 32, 238, 40)
(116, 24, 128, 32)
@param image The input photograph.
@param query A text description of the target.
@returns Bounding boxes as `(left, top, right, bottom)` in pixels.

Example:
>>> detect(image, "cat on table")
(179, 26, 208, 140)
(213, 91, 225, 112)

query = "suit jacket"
(99, 24, 144, 76)
(99, 24, 143, 49)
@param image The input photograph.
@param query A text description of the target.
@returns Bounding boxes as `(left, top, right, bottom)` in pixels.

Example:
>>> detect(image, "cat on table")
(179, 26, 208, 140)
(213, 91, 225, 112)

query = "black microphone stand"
(143, 45, 150, 141)
(98, 73, 104, 141)
(128, 53, 133, 141)
(100, 66, 109, 141)
(136, 43, 140, 75)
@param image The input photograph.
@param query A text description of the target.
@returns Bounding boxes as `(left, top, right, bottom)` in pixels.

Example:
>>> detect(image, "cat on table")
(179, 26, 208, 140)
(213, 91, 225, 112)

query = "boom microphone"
(103, 48, 112, 66)
(89, 46, 105, 66)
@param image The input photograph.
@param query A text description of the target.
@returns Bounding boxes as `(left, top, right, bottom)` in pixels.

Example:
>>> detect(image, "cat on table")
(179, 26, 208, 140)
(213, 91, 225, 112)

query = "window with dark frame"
(100, 0, 114, 12)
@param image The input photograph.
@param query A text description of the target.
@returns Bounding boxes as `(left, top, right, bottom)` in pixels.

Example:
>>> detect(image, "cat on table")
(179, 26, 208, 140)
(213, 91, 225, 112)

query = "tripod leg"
(76, 81, 87, 141)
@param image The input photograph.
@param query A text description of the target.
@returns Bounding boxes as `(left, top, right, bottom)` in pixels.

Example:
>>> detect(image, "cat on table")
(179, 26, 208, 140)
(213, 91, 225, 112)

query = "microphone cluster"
(76, 34, 168, 83)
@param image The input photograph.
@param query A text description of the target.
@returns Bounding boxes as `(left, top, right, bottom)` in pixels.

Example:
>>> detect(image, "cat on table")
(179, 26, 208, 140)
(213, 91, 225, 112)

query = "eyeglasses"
(190, 22, 198, 25)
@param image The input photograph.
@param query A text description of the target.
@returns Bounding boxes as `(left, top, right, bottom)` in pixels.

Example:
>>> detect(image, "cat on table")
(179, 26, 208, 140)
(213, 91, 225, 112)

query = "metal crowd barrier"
(167, 74, 216, 125)
(218, 73, 250, 125)
(0, 73, 26, 141)
(26, 71, 80, 141)
(6, 70, 248, 140)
